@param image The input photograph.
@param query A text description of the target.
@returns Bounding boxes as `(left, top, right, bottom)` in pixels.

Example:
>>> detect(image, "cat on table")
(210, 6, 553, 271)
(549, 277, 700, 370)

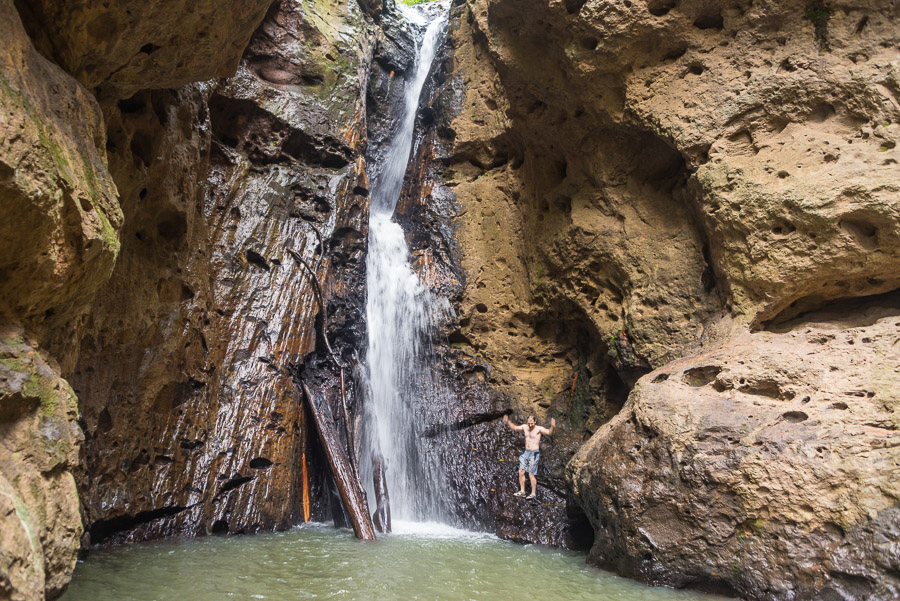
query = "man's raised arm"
(540, 417, 556, 436)
(503, 414, 523, 431)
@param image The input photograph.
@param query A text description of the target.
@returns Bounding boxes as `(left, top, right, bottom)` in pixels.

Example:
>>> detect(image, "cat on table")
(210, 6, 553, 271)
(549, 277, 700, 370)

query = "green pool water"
(61, 522, 730, 601)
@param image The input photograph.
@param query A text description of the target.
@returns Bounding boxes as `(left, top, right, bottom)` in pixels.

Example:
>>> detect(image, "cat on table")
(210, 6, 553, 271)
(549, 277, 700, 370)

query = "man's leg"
(529, 473, 537, 495)
(518, 469, 526, 493)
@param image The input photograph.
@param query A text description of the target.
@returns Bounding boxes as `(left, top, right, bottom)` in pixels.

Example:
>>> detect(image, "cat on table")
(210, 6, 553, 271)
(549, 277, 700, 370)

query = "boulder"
(569, 296, 900, 600)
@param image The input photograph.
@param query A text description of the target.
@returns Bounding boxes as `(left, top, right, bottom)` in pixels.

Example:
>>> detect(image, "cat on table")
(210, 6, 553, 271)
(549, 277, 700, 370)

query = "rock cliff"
(69, 0, 374, 545)
(2, 0, 899, 599)
(2, 0, 378, 597)
(429, 0, 900, 598)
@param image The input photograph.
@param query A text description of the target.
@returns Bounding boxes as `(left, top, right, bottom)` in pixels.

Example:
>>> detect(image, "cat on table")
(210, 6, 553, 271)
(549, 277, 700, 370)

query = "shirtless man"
(503, 414, 555, 500)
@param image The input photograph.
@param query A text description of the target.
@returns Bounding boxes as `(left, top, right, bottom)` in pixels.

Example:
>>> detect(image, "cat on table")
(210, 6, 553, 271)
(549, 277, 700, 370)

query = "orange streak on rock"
(302, 452, 310, 523)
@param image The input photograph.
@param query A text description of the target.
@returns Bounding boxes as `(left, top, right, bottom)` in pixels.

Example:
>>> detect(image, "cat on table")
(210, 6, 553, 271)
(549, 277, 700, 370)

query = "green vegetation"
(567, 353, 592, 428)
(0, 346, 75, 419)
(803, 1, 830, 24)
(401, 0, 439, 5)
(804, 1, 831, 52)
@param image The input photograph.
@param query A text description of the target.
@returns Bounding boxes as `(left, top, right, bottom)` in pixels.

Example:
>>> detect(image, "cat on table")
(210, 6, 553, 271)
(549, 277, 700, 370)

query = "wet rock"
(69, 0, 375, 545)
(382, 0, 603, 547)
(569, 294, 900, 600)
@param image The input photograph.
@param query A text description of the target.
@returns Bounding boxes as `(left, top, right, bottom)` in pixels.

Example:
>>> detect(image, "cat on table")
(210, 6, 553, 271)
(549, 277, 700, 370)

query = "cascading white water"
(363, 7, 448, 522)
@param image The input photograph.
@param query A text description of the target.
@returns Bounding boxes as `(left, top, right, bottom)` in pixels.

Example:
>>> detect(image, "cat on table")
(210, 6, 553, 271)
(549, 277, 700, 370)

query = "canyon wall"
(1, 0, 382, 598)
(429, 0, 899, 599)
(2, 0, 899, 600)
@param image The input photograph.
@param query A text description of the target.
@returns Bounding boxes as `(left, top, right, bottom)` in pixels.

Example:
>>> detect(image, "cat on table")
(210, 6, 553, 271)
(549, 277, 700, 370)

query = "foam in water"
(389, 520, 495, 541)
(362, 7, 449, 523)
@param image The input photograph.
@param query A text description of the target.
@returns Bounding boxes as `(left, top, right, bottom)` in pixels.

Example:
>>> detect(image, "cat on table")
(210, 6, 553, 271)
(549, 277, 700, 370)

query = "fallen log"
(372, 452, 391, 534)
(422, 409, 512, 438)
(302, 382, 376, 541)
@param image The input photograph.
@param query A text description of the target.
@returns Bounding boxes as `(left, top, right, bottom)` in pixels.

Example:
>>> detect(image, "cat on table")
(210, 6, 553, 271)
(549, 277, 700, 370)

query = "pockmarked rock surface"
(569, 295, 900, 600)
(0, 327, 83, 601)
(0, 0, 121, 338)
(0, 3, 115, 598)
(429, 0, 900, 594)
(2, 0, 376, 596)
(14, 0, 275, 97)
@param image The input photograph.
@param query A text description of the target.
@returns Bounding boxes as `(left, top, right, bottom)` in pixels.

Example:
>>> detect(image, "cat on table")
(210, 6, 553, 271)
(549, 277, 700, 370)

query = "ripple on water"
(61, 525, 731, 601)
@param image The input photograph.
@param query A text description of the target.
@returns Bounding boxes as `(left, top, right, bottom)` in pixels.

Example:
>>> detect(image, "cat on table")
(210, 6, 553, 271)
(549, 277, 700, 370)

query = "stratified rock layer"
(569, 295, 900, 600)
(70, 0, 374, 543)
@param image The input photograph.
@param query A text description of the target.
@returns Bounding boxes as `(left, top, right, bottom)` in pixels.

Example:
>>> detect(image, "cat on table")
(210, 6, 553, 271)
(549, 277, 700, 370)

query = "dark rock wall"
(69, 0, 376, 544)
(384, 0, 596, 549)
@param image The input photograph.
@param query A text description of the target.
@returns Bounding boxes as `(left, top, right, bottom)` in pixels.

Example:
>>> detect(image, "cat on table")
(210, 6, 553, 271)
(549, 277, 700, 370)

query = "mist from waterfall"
(362, 6, 449, 523)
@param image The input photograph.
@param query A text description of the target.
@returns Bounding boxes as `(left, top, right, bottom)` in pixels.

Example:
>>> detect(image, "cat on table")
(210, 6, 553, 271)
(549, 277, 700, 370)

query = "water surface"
(62, 522, 729, 601)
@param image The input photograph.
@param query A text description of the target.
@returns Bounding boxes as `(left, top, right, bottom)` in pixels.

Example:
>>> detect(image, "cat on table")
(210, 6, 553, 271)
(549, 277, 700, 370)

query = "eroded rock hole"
(245, 249, 271, 271)
(217, 475, 254, 497)
(130, 131, 155, 167)
(564, 0, 589, 14)
(156, 214, 187, 244)
(808, 103, 836, 123)
(693, 13, 723, 29)
(211, 520, 230, 534)
(683, 365, 721, 387)
(783, 411, 809, 423)
(88, 505, 188, 544)
(648, 0, 676, 17)
(838, 217, 878, 251)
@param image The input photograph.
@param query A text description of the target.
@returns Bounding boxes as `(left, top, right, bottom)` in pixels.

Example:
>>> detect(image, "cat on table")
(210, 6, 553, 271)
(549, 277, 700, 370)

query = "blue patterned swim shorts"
(518, 450, 540, 475)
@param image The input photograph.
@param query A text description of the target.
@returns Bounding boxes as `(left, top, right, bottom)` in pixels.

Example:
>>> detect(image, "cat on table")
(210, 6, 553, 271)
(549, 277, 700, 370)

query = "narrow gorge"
(1, 1, 897, 601)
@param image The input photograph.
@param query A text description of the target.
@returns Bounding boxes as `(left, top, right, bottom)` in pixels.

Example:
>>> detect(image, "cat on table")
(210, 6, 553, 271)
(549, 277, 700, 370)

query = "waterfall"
(362, 6, 449, 523)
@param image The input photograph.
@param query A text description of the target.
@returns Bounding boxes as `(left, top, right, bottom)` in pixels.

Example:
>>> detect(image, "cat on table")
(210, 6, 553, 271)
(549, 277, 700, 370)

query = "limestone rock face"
(0, 327, 83, 601)
(15, 0, 275, 97)
(0, 0, 121, 339)
(1, 0, 375, 595)
(432, 0, 900, 594)
(0, 3, 115, 598)
(568, 296, 900, 600)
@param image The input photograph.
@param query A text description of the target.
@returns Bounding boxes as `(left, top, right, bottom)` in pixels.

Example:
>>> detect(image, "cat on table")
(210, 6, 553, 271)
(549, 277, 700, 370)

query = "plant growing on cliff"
(567, 354, 592, 428)
(804, 1, 831, 52)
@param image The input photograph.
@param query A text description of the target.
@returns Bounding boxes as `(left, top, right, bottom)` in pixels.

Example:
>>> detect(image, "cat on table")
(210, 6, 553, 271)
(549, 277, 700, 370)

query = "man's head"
(526, 415, 536, 429)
